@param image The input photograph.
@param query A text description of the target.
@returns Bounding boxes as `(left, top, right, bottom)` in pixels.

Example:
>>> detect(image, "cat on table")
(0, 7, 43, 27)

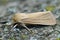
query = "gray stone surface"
(0, 0, 60, 40)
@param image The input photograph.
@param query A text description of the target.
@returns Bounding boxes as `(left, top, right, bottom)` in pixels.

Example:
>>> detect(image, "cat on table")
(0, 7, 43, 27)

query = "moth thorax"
(20, 14, 28, 19)
(13, 13, 28, 22)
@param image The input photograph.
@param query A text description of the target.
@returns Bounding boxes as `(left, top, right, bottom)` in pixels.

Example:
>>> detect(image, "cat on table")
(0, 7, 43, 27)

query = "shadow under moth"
(12, 11, 56, 33)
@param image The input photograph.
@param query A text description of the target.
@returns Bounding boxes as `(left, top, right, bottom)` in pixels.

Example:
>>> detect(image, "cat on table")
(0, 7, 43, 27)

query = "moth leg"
(19, 22, 32, 33)
(21, 23, 31, 32)
(11, 24, 18, 31)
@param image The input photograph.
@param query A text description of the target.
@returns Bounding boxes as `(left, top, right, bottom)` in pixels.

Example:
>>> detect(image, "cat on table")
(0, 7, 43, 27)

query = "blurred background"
(0, 0, 60, 40)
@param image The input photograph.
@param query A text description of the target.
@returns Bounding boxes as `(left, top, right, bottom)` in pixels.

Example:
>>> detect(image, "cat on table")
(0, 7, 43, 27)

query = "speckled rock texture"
(0, 0, 60, 40)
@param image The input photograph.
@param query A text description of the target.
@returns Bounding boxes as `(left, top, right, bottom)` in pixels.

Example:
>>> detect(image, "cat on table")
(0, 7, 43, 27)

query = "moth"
(12, 11, 56, 32)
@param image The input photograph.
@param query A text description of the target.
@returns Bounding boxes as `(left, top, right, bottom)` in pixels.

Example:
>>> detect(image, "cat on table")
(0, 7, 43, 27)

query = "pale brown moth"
(12, 11, 56, 33)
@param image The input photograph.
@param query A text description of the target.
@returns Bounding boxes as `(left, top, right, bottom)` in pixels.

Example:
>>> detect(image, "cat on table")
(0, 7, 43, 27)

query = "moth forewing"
(12, 11, 56, 25)
(22, 11, 56, 25)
